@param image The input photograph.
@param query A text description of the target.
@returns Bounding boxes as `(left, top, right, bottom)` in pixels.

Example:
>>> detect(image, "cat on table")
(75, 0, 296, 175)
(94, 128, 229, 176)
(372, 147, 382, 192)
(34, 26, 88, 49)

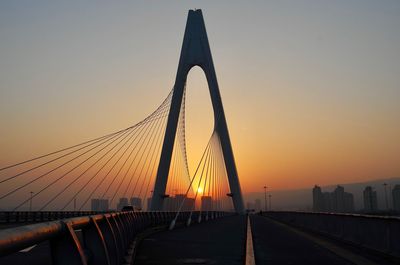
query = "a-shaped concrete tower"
(150, 9, 245, 213)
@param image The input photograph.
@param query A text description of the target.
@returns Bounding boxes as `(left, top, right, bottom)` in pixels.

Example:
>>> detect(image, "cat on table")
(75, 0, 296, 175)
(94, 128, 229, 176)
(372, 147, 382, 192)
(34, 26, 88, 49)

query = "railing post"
(50, 221, 87, 265)
(115, 214, 128, 249)
(146, 212, 151, 226)
(108, 214, 125, 259)
(154, 212, 160, 225)
(82, 217, 111, 265)
(130, 212, 139, 238)
(160, 212, 165, 225)
(132, 212, 139, 232)
(98, 216, 120, 265)
(150, 212, 156, 226)
(132, 212, 140, 234)
(126, 213, 134, 238)
(124, 213, 132, 240)
(123, 212, 133, 241)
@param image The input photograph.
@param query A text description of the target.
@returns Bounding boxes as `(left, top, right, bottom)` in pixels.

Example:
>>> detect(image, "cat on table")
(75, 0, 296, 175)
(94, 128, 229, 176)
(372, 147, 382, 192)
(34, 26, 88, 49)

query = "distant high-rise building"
(333, 185, 354, 212)
(332, 186, 345, 212)
(174, 194, 194, 211)
(363, 186, 378, 211)
(117, 197, 129, 211)
(91, 199, 109, 212)
(185, 197, 195, 211)
(130, 197, 142, 210)
(322, 192, 332, 212)
(344, 192, 354, 212)
(213, 198, 222, 211)
(393, 185, 400, 211)
(163, 197, 177, 211)
(312, 185, 354, 213)
(312, 185, 324, 212)
(201, 196, 212, 211)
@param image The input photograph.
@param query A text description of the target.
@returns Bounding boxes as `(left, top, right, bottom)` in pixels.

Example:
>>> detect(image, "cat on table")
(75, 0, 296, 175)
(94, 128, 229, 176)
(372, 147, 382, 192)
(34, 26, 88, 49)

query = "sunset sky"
(1, 1, 399, 195)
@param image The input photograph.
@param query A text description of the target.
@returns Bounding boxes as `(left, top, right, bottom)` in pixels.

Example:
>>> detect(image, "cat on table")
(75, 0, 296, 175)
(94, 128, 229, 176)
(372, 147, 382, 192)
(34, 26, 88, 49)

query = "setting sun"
(197, 187, 203, 194)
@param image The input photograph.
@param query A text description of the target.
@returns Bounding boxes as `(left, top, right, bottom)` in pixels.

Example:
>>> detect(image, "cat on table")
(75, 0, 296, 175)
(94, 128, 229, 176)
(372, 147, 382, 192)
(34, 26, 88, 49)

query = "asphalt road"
(134, 215, 247, 265)
(250, 214, 354, 265)
(250, 215, 399, 265)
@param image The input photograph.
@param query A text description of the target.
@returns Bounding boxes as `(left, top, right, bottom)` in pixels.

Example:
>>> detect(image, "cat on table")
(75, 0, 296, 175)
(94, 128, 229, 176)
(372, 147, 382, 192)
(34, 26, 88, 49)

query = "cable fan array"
(168, 127, 234, 229)
(0, 88, 191, 212)
(0, 85, 235, 213)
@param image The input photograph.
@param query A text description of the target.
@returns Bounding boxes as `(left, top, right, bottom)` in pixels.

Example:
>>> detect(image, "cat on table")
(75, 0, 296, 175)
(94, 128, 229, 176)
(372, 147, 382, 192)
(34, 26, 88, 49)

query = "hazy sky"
(1, 1, 399, 193)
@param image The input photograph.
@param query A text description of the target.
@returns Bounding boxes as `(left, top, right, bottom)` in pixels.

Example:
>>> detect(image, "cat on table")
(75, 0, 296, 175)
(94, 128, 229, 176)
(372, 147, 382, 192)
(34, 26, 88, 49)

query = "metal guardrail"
(262, 211, 400, 259)
(0, 211, 232, 264)
(0, 211, 107, 223)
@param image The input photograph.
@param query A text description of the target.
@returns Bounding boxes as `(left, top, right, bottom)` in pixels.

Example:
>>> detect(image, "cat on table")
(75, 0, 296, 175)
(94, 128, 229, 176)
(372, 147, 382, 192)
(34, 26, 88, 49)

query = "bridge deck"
(250, 215, 353, 265)
(135, 214, 396, 265)
(134, 215, 247, 265)
(1, 214, 397, 265)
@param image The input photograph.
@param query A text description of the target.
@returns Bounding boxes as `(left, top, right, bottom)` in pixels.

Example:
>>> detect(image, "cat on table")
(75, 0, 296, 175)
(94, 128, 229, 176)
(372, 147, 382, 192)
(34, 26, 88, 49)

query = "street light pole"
(264, 186, 267, 211)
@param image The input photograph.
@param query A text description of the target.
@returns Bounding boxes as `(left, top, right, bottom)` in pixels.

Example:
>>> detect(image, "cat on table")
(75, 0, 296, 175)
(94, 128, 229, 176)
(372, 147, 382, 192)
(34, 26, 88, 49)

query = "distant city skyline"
(244, 177, 400, 213)
(313, 185, 355, 213)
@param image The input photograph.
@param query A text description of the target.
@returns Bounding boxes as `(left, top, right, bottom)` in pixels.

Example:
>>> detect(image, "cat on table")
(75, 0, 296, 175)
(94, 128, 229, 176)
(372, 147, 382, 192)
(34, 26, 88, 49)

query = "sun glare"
(197, 187, 203, 194)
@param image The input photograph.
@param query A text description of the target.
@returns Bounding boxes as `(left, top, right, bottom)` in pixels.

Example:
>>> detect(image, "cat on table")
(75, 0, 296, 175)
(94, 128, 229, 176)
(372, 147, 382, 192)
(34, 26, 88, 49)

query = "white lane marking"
(245, 216, 256, 265)
(19, 244, 36, 252)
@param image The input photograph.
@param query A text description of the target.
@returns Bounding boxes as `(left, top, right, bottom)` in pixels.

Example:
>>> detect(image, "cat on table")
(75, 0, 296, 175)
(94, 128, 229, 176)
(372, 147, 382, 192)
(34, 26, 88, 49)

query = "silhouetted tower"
(150, 10, 245, 213)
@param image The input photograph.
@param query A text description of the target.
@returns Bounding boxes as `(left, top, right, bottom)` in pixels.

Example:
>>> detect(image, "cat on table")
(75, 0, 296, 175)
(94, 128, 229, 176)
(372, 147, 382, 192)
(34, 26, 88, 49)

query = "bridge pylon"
(150, 9, 245, 213)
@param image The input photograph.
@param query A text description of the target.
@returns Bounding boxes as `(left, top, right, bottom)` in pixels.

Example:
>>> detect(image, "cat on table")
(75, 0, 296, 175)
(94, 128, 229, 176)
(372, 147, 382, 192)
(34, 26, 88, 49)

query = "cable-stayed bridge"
(0, 9, 243, 215)
(0, 9, 399, 265)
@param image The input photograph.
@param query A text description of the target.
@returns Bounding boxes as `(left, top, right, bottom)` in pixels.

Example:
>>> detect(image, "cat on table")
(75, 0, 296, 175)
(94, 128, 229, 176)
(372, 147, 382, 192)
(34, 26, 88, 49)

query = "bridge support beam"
(150, 9, 245, 213)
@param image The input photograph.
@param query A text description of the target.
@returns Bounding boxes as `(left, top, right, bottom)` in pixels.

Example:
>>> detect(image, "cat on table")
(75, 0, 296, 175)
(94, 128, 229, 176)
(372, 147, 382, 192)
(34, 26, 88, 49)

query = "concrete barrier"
(262, 211, 400, 259)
